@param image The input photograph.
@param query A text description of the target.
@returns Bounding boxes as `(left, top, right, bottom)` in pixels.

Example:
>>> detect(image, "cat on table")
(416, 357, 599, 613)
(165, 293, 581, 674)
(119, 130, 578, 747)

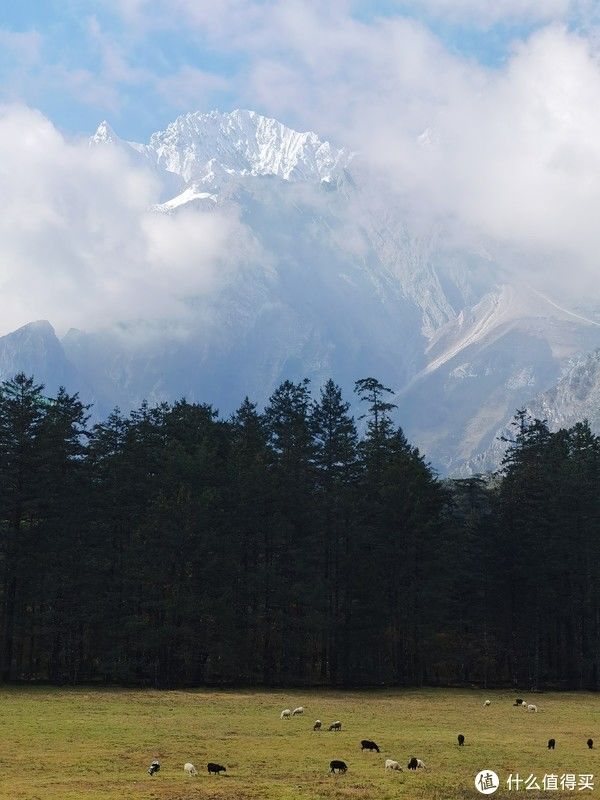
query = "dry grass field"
(0, 687, 597, 799)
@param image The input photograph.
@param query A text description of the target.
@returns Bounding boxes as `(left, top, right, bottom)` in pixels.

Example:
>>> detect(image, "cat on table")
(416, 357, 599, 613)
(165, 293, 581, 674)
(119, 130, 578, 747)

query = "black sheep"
(514, 698, 524, 706)
(148, 759, 160, 776)
(361, 739, 380, 752)
(330, 760, 348, 773)
(548, 739, 556, 750)
(408, 757, 418, 770)
(588, 739, 594, 750)
(207, 762, 226, 775)
(457, 734, 465, 746)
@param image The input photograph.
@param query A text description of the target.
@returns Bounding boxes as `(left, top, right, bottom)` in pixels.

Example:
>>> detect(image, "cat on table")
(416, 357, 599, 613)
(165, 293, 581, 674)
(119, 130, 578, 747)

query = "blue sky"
(0, 0, 593, 141)
(1, 1, 600, 340)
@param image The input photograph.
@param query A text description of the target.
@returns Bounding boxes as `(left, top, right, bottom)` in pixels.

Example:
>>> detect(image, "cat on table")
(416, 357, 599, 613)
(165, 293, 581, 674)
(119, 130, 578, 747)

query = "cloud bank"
(223, 10, 600, 292)
(0, 105, 258, 336)
(2, 2, 600, 336)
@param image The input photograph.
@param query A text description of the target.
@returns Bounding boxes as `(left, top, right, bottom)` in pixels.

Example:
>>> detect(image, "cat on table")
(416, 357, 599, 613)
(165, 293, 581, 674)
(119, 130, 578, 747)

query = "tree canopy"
(0, 374, 598, 689)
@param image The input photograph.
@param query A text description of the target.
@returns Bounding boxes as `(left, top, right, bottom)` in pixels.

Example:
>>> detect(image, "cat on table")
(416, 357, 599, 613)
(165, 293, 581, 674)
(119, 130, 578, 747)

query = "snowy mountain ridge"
(96, 109, 355, 188)
(5, 108, 600, 474)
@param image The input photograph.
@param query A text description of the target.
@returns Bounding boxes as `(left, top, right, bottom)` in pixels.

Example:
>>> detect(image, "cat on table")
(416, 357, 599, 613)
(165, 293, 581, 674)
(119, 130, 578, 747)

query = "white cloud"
(397, 0, 571, 26)
(155, 66, 230, 110)
(0, 105, 259, 336)
(212, 10, 600, 294)
(5, 1, 600, 329)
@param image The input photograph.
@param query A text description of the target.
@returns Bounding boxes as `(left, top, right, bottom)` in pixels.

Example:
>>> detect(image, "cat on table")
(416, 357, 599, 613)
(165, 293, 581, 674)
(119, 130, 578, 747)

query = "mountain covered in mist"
(465, 347, 600, 474)
(4, 108, 600, 474)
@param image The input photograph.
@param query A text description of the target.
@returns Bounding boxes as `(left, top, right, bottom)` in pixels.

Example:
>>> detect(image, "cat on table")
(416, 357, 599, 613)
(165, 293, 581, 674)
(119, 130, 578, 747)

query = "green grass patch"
(0, 687, 597, 798)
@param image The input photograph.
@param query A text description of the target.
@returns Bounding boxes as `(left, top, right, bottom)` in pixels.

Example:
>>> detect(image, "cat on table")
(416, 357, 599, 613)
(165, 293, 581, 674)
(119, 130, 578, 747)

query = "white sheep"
(184, 762, 198, 776)
(527, 704, 538, 713)
(292, 706, 304, 716)
(484, 699, 491, 707)
(416, 759, 427, 769)
(385, 759, 403, 771)
(280, 708, 291, 719)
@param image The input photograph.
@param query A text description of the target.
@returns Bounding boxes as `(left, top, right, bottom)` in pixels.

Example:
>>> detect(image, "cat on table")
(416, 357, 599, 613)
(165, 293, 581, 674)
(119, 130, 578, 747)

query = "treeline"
(0, 374, 598, 689)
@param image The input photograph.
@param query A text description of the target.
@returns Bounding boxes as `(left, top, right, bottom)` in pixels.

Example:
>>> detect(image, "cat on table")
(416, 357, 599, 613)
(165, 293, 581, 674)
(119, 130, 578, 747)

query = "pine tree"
(0, 374, 46, 681)
(36, 388, 90, 682)
(354, 377, 397, 473)
(229, 399, 272, 681)
(312, 379, 358, 682)
(264, 380, 317, 680)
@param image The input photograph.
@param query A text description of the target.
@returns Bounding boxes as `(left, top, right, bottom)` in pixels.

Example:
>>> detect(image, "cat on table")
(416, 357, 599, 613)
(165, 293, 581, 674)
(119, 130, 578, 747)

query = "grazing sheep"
(547, 739, 555, 750)
(457, 734, 465, 746)
(184, 762, 198, 776)
(313, 720, 322, 731)
(207, 762, 226, 775)
(408, 757, 426, 770)
(292, 706, 304, 716)
(361, 739, 380, 752)
(385, 759, 403, 771)
(527, 704, 538, 713)
(148, 759, 160, 776)
(588, 739, 594, 749)
(330, 760, 347, 773)
(484, 699, 491, 707)
(514, 698, 524, 706)
(280, 709, 291, 719)
(329, 721, 342, 731)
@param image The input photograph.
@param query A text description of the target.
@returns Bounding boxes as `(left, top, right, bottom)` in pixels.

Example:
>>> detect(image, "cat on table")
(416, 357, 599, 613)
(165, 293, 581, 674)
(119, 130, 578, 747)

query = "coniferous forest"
(0, 372, 599, 690)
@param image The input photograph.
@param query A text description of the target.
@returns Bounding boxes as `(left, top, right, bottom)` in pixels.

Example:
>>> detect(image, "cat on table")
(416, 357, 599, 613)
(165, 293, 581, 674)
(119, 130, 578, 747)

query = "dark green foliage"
(0, 375, 598, 689)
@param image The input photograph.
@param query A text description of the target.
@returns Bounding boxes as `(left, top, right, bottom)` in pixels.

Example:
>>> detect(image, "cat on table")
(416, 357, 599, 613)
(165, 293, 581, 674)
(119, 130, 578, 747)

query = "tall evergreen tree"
(312, 380, 357, 682)
(36, 388, 90, 682)
(264, 380, 317, 680)
(0, 373, 597, 690)
(0, 374, 46, 681)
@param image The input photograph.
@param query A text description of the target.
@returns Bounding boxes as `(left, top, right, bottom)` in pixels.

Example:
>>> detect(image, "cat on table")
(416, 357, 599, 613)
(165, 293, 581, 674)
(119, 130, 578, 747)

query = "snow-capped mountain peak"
(73, 109, 600, 474)
(125, 109, 354, 186)
(90, 120, 119, 146)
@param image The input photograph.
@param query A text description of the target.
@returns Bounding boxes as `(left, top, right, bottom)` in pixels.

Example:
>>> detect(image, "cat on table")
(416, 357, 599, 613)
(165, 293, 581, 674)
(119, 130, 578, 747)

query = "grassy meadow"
(0, 687, 597, 799)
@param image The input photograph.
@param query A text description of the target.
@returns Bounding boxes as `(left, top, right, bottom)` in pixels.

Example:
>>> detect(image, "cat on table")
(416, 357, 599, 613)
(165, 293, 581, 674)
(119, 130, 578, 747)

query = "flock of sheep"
(278, 704, 427, 776)
(288, 697, 595, 777)
(147, 759, 226, 777)
(145, 696, 595, 781)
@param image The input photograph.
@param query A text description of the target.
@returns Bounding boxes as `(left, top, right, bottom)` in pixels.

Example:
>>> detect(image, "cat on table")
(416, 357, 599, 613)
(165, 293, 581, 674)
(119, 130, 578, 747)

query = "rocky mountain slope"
(3, 109, 600, 473)
(465, 346, 600, 475)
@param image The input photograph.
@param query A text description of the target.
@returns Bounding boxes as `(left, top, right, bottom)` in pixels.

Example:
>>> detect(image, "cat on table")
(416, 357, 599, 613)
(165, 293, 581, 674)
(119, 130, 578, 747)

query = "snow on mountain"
(90, 120, 119, 146)
(5, 109, 600, 472)
(527, 350, 600, 432)
(394, 276, 600, 473)
(462, 346, 600, 475)
(153, 184, 217, 212)
(528, 349, 600, 430)
(124, 109, 354, 188)
(89, 119, 186, 202)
